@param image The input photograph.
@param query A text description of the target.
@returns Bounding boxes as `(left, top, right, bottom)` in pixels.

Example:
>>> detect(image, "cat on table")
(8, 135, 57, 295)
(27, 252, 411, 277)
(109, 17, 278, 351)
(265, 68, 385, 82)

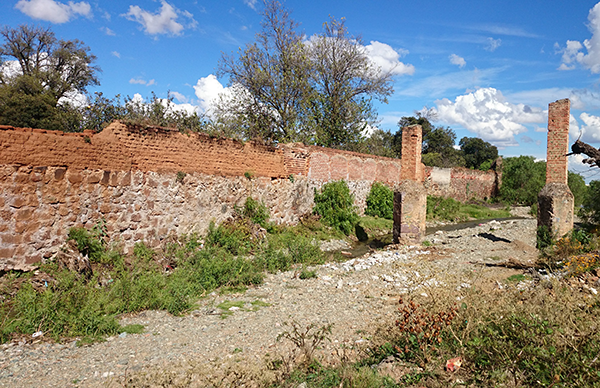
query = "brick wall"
(0, 122, 498, 270)
(546, 99, 570, 184)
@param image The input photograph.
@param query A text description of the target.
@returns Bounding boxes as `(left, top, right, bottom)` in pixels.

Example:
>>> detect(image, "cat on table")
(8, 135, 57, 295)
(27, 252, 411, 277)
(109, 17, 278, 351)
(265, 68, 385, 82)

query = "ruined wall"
(0, 122, 497, 270)
(424, 166, 498, 202)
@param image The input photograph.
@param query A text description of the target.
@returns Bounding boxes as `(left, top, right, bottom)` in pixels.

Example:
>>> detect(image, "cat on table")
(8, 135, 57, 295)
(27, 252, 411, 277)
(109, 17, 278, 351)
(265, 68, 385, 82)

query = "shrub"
(67, 227, 105, 263)
(242, 197, 270, 228)
(365, 182, 393, 220)
(313, 180, 359, 235)
(426, 196, 460, 221)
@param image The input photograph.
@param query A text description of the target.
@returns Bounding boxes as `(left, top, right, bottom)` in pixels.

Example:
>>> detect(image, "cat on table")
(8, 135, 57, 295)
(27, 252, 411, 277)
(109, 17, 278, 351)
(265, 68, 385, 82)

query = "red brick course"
(546, 99, 570, 184)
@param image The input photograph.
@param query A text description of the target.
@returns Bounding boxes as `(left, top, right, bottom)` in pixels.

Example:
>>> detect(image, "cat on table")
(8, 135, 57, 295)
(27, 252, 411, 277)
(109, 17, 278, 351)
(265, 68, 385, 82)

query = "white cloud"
(434, 87, 545, 146)
(124, 0, 196, 36)
(170, 91, 187, 103)
(111, 51, 121, 58)
(129, 78, 155, 86)
(193, 74, 230, 112)
(102, 27, 116, 36)
(15, 0, 91, 23)
(364, 41, 415, 76)
(449, 54, 466, 68)
(485, 37, 502, 52)
(578, 112, 600, 143)
(558, 3, 600, 74)
(243, 0, 257, 10)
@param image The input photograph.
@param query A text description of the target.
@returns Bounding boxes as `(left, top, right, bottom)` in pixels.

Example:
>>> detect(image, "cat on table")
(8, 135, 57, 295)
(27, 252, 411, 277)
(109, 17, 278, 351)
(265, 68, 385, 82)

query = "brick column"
(537, 98, 574, 244)
(393, 125, 427, 244)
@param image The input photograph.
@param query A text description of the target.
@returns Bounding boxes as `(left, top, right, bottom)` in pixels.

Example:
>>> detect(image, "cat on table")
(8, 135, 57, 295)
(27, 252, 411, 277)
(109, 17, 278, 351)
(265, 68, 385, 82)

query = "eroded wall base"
(393, 180, 427, 244)
(537, 182, 574, 240)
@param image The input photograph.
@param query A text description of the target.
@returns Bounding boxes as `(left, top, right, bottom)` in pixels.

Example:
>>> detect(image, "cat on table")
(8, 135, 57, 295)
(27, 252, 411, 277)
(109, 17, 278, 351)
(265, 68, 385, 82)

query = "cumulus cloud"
(557, 3, 600, 74)
(449, 54, 466, 68)
(193, 74, 230, 112)
(434, 87, 545, 146)
(364, 41, 415, 76)
(15, 0, 91, 23)
(485, 37, 502, 52)
(578, 112, 600, 143)
(124, 0, 196, 36)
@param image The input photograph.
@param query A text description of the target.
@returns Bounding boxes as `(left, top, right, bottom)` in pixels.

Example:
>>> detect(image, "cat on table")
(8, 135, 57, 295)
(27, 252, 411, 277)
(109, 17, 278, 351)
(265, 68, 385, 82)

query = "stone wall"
(0, 122, 499, 270)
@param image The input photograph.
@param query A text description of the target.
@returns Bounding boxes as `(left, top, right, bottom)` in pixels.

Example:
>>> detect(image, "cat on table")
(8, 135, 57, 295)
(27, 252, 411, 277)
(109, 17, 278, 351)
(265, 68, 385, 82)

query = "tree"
(459, 137, 498, 170)
(217, 0, 312, 142)
(307, 16, 394, 149)
(359, 128, 401, 158)
(0, 24, 100, 103)
(568, 171, 587, 208)
(0, 25, 100, 130)
(499, 156, 546, 205)
(580, 180, 600, 226)
(396, 111, 464, 167)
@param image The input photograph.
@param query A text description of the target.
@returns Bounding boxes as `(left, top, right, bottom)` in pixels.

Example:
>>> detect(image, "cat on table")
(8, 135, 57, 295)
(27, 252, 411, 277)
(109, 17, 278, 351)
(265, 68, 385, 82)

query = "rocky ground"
(0, 211, 540, 388)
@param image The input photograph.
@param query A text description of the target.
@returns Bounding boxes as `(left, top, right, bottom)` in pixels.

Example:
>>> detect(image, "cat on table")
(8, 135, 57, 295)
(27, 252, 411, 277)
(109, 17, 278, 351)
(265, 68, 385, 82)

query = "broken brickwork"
(393, 125, 427, 244)
(538, 98, 574, 242)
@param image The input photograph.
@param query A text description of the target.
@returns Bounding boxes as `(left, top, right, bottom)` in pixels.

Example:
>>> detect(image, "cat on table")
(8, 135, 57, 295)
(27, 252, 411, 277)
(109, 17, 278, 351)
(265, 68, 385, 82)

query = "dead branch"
(568, 140, 600, 168)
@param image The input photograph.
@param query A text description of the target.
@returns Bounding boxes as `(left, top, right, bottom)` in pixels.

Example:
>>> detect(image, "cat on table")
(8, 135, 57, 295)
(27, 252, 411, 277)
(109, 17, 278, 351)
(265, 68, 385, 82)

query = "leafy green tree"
(568, 171, 588, 208)
(0, 24, 99, 103)
(354, 128, 401, 158)
(580, 180, 600, 226)
(313, 180, 359, 235)
(459, 137, 498, 170)
(217, 0, 312, 142)
(307, 16, 394, 149)
(397, 112, 464, 167)
(0, 24, 100, 130)
(499, 156, 546, 205)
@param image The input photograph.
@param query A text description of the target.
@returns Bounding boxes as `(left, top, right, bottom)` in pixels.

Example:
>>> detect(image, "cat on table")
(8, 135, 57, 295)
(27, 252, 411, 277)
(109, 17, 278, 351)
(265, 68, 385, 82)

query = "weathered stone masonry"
(0, 122, 499, 270)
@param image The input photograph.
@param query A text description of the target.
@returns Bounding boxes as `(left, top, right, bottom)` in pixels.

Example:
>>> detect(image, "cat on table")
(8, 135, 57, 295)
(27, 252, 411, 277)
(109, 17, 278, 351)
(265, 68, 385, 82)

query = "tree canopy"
(216, 1, 394, 147)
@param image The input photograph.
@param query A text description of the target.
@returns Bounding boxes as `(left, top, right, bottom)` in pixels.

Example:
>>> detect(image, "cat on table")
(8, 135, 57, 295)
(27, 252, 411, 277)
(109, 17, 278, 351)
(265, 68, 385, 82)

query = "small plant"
(313, 180, 359, 235)
(536, 225, 555, 250)
(244, 170, 254, 180)
(422, 240, 432, 247)
(365, 182, 393, 220)
(242, 197, 270, 228)
(83, 135, 91, 144)
(176, 171, 186, 184)
(277, 321, 333, 367)
(299, 269, 317, 279)
(389, 297, 458, 366)
(288, 174, 295, 183)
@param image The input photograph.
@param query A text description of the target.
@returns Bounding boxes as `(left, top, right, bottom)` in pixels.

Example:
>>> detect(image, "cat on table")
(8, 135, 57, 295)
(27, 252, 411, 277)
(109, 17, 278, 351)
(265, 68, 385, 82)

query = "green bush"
(313, 180, 359, 235)
(242, 197, 270, 228)
(365, 182, 393, 220)
(427, 196, 460, 221)
(67, 227, 105, 263)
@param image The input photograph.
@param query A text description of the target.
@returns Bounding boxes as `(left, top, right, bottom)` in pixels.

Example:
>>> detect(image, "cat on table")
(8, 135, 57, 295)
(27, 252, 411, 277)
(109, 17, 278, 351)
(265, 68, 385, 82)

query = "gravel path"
(0, 215, 537, 387)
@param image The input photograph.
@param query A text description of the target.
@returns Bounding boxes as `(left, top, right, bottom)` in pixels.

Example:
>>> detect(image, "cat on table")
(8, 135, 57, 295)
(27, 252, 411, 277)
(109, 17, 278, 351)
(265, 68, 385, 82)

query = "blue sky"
(3, 0, 600, 181)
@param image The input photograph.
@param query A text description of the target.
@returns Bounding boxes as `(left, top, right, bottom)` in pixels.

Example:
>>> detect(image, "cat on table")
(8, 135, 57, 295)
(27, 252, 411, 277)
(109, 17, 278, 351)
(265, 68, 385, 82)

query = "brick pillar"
(393, 125, 427, 244)
(537, 98, 574, 244)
